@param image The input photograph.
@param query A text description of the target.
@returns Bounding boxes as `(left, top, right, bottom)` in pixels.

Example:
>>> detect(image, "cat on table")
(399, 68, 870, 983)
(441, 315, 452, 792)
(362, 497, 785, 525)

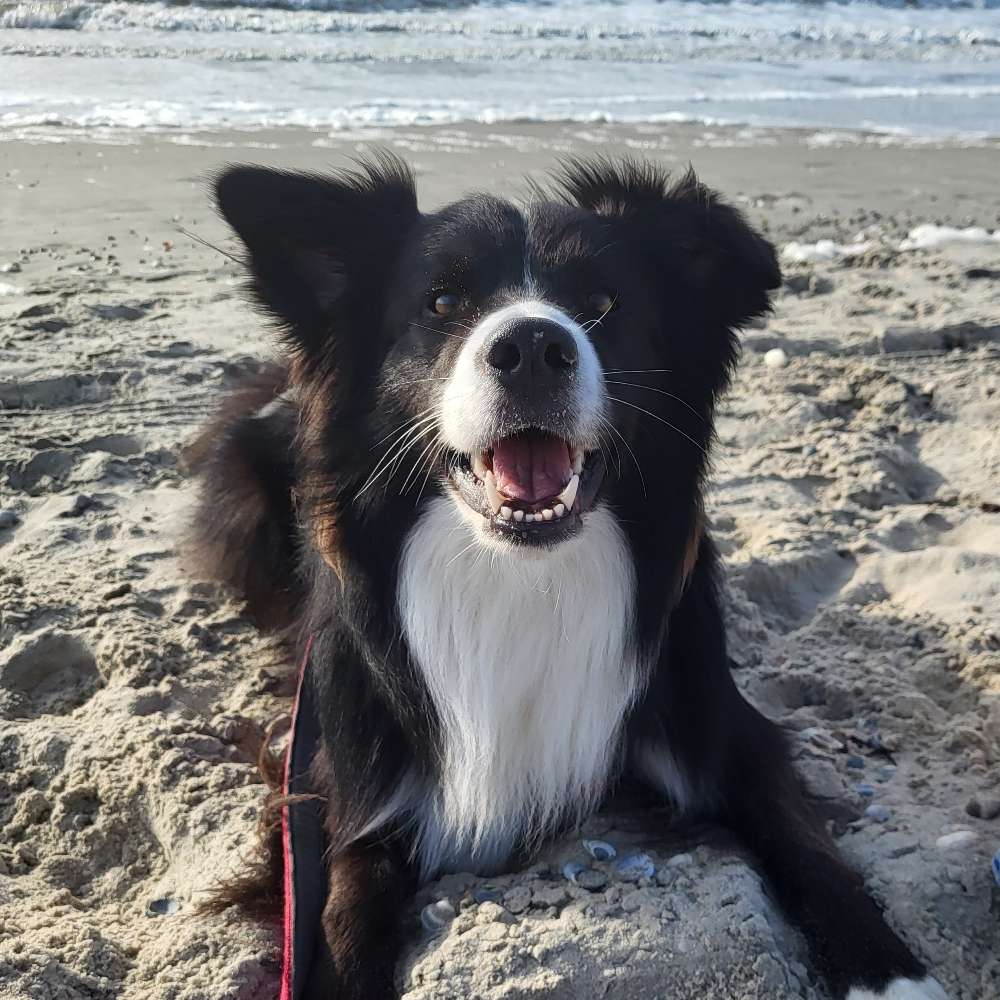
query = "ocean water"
(2, 0, 1000, 139)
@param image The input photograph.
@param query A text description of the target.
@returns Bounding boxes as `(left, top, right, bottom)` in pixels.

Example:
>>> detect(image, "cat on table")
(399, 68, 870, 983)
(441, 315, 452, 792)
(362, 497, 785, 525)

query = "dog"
(187, 154, 946, 1000)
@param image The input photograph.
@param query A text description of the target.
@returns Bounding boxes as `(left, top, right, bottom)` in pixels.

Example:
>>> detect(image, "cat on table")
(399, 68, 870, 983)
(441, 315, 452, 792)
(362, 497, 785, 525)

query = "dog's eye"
(588, 291, 617, 315)
(429, 291, 460, 317)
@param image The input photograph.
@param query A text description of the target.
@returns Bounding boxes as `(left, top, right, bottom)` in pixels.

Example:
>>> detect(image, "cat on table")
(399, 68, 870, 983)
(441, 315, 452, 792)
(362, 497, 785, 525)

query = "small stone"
(0, 510, 20, 530)
(846, 755, 866, 770)
(614, 852, 655, 882)
(582, 839, 616, 862)
(502, 886, 531, 914)
(420, 899, 456, 932)
(574, 869, 608, 892)
(992, 849, 1000, 887)
(855, 783, 877, 798)
(936, 830, 977, 851)
(562, 861, 587, 883)
(966, 797, 1000, 821)
(802, 728, 843, 753)
(865, 804, 891, 823)
(876, 765, 897, 782)
(666, 852, 694, 868)
(146, 898, 180, 917)
(0, 262, 21, 273)
(473, 887, 503, 905)
(532, 885, 569, 908)
(764, 348, 788, 368)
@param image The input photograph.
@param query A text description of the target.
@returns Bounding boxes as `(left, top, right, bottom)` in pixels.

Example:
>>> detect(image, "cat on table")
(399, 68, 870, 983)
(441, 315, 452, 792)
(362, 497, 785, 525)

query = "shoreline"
(3, 121, 999, 261)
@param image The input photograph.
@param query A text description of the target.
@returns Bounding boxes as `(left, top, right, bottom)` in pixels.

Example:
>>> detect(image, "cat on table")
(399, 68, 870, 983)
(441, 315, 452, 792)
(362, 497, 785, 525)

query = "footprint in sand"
(0, 630, 103, 719)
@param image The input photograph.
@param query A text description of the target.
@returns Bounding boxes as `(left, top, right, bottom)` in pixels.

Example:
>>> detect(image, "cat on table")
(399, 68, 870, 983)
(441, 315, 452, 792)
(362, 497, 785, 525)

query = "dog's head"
(216, 155, 779, 556)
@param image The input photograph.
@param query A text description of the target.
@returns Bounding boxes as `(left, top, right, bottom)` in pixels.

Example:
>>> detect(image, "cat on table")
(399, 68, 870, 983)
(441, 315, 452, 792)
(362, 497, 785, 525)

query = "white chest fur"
(396, 497, 642, 880)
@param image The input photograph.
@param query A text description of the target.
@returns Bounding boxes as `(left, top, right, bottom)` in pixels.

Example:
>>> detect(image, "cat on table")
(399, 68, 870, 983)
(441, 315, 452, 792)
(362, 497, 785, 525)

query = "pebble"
(502, 886, 531, 914)
(764, 347, 788, 368)
(802, 727, 844, 753)
(935, 830, 977, 851)
(473, 887, 503, 905)
(562, 861, 587, 883)
(420, 899, 457, 932)
(992, 849, 1000, 888)
(146, 898, 179, 916)
(877, 765, 898, 782)
(0, 261, 21, 273)
(614, 852, 655, 882)
(855, 783, 877, 798)
(846, 755, 866, 770)
(0, 510, 20, 530)
(582, 839, 617, 862)
(966, 797, 1000, 821)
(666, 852, 694, 868)
(865, 804, 891, 823)
(574, 869, 609, 892)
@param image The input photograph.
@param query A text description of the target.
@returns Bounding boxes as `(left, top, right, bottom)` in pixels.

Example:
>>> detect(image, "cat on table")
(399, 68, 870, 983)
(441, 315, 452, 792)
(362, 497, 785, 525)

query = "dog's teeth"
(500, 506, 513, 521)
(513, 509, 525, 522)
(541, 508, 554, 521)
(554, 503, 566, 518)
(557, 474, 580, 512)
(571, 448, 584, 476)
(483, 470, 503, 514)
(472, 452, 489, 480)
(526, 513, 536, 523)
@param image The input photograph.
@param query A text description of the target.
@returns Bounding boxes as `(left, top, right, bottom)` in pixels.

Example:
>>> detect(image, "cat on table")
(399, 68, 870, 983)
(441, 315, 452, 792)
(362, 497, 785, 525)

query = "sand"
(1, 123, 998, 1000)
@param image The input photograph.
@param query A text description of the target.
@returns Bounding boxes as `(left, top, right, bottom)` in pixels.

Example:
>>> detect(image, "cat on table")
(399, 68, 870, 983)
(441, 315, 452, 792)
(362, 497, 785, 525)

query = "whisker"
(603, 369, 673, 375)
(411, 321, 466, 341)
(400, 434, 444, 495)
(356, 416, 437, 498)
(446, 536, 481, 569)
(604, 380, 704, 422)
(178, 227, 242, 266)
(607, 396, 709, 457)
(369, 407, 436, 451)
(598, 414, 647, 498)
(416, 436, 450, 504)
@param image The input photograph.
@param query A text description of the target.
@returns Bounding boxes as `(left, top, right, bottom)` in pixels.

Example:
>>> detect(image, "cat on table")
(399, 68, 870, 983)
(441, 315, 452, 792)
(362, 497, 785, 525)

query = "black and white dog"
(189, 154, 946, 1000)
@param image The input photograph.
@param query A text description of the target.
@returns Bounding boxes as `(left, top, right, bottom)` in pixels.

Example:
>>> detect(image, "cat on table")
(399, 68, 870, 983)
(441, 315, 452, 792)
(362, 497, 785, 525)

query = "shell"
(146, 898, 179, 917)
(582, 839, 617, 862)
(615, 852, 655, 881)
(420, 899, 457, 933)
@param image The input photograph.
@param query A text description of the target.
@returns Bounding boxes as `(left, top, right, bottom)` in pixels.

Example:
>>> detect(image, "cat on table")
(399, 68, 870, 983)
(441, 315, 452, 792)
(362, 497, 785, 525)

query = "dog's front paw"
(846, 976, 948, 1000)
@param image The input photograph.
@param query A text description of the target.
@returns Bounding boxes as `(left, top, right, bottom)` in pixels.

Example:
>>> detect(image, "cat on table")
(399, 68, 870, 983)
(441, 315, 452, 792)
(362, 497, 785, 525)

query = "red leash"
(279, 636, 323, 1000)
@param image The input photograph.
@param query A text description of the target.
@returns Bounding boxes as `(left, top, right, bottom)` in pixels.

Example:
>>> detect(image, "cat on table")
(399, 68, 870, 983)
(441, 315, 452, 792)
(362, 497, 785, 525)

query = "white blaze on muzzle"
(439, 300, 606, 456)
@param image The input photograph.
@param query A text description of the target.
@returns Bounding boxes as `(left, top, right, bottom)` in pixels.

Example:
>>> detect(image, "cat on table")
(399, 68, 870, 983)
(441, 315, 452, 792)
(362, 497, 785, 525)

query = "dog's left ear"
(557, 159, 781, 330)
(214, 153, 420, 353)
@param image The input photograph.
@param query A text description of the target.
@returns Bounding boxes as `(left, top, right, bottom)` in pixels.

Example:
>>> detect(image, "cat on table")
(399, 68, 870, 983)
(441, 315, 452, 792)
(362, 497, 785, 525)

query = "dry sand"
(1, 123, 999, 1000)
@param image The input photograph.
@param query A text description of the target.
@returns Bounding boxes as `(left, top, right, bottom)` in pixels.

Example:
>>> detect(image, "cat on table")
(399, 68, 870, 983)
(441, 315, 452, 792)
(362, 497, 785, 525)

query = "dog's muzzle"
(439, 300, 607, 546)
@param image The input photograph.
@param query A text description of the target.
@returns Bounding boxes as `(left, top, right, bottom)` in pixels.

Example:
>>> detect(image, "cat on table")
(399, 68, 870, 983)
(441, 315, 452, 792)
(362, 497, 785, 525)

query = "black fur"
(188, 154, 933, 1000)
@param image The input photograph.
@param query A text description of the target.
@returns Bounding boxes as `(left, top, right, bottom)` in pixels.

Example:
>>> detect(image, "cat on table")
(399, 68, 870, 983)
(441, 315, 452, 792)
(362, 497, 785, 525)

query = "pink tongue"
(492, 433, 572, 503)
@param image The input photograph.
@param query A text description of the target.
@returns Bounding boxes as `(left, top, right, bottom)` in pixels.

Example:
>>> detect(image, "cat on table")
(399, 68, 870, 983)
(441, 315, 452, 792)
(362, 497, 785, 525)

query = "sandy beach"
(1, 122, 999, 1000)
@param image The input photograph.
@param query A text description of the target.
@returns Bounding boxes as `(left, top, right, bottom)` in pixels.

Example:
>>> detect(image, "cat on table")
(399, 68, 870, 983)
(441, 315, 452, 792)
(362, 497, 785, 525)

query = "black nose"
(483, 319, 578, 393)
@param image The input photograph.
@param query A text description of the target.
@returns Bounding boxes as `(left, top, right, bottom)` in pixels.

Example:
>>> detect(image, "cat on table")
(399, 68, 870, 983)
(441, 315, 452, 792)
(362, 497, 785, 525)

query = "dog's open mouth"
(449, 429, 604, 542)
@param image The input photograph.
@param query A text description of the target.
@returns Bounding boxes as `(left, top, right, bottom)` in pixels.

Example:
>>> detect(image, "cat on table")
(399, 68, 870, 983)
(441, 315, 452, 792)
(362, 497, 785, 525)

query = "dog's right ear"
(214, 154, 419, 351)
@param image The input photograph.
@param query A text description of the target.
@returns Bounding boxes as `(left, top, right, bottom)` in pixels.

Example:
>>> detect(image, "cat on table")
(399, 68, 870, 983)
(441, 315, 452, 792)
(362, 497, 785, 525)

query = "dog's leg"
(631, 544, 946, 1000)
(304, 839, 415, 1000)
(721, 701, 945, 1000)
